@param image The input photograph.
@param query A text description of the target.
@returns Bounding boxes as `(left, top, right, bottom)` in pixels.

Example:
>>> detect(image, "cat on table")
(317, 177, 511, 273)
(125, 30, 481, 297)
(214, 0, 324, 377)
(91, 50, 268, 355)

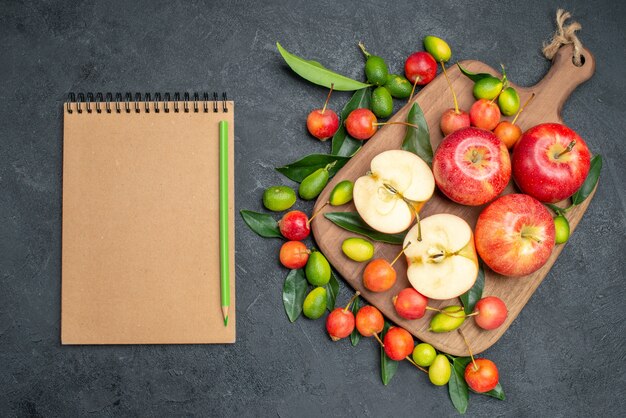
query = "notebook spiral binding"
(66, 92, 229, 114)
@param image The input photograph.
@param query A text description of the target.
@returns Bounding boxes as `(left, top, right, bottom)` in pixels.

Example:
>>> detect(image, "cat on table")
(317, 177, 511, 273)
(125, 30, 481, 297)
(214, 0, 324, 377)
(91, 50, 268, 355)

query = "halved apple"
(404, 213, 478, 300)
(353, 150, 435, 234)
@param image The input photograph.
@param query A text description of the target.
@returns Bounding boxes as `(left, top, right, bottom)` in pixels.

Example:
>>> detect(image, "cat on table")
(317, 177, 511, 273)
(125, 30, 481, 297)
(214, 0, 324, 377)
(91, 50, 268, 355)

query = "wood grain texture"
(311, 45, 596, 356)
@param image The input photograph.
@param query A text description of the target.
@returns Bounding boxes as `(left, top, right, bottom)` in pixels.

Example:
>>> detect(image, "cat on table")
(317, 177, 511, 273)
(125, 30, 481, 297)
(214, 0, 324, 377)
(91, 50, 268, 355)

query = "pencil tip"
(224, 316, 228, 327)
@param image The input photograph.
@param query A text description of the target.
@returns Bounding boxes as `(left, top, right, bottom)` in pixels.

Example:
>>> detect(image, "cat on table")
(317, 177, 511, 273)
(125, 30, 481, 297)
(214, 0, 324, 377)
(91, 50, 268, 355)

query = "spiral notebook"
(61, 92, 235, 344)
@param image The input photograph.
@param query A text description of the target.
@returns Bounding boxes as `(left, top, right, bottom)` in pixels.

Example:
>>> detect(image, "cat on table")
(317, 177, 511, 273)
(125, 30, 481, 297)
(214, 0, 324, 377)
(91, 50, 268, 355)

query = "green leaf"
(277, 43, 371, 91)
(350, 296, 361, 346)
(473, 382, 506, 400)
(324, 212, 405, 244)
(457, 63, 494, 82)
(240, 210, 282, 239)
(282, 269, 308, 322)
(401, 102, 433, 165)
(545, 203, 566, 216)
(459, 262, 485, 315)
(325, 271, 340, 311)
(448, 357, 471, 414)
(380, 322, 399, 385)
(276, 154, 350, 183)
(331, 88, 371, 156)
(571, 155, 602, 206)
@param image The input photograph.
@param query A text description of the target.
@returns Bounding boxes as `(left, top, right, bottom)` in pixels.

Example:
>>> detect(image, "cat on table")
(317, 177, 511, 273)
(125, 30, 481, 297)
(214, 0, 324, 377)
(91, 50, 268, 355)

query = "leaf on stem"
(457, 63, 496, 82)
(350, 295, 361, 346)
(401, 102, 433, 165)
(325, 271, 340, 311)
(277, 43, 371, 91)
(282, 269, 308, 322)
(324, 212, 405, 244)
(448, 356, 471, 414)
(276, 154, 350, 183)
(459, 262, 485, 315)
(240, 210, 283, 239)
(571, 155, 602, 206)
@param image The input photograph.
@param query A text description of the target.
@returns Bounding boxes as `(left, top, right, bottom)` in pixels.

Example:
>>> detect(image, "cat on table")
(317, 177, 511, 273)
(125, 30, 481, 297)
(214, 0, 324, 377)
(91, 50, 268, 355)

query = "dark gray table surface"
(2, 0, 625, 416)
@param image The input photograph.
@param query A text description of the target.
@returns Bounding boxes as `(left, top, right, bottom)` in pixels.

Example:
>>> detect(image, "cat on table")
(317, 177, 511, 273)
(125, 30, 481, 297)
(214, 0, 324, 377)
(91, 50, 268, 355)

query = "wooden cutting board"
(311, 44, 596, 356)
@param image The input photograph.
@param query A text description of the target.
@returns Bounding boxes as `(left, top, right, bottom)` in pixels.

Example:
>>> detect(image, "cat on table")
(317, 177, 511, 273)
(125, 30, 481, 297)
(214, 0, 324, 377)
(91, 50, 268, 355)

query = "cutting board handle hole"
(573, 54, 586, 67)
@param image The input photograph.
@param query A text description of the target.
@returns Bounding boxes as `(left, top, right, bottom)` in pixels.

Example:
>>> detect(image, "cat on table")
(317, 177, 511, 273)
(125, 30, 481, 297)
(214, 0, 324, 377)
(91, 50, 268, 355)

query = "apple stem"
(343, 291, 361, 313)
(556, 140, 577, 158)
(321, 84, 334, 114)
(440, 62, 460, 114)
(357, 42, 371, 58)
(390, 241, 412, 266)
(373, 332, 384, 347)
(373, 121, 420, 130)
(409, 76, 419, 101)
(511, 92, 536, 125)
(307, 201, 329, 225)
(458, 329, 478, 372)
(520, 231, 543, 244)
(405, 355, 429, 374)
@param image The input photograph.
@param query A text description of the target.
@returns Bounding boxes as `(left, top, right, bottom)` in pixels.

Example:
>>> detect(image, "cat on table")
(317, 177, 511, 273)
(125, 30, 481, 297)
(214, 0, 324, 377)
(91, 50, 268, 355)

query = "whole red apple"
(440, 108, 471, 136)
(465, 358, 499, 393)
(325, 307, 355, 341)
(433, 127, 511, 206)
(404, 51, 437, 86)
(512, 123, 591, 203)
(470, 99, 500, 131)
(475, 194, 555, 276)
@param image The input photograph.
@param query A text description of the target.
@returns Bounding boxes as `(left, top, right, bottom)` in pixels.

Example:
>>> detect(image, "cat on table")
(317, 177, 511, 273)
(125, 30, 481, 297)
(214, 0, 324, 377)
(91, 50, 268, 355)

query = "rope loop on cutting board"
(542, 9, 584, 66)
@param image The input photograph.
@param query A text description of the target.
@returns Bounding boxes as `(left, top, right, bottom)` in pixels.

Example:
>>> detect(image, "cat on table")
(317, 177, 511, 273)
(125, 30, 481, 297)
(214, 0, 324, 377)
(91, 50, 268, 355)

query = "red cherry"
(307, 109, 339, 141)
(383, 327, 414, 361)
(469, 99, 501, 131)
(473, 296, 508, 330)
(278, 210, 310, 241)
(345, 108, 378, 140)
(355, 305, 384, 337)
(464, 358, 499, 393)
(440, 108, 471, 136)
(393, 288, 428, 320)
(325, 308, 355, 341)
(404, 51, 437, 86)
(279, 241, 309, 269)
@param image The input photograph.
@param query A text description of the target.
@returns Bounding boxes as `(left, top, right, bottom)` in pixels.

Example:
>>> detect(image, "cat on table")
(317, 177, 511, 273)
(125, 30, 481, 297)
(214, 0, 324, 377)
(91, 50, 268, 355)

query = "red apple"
(393, 288, 428, 320)
(512, 123, 591, 203)
(383, 327, 414, 361)
(465, 358, 499, 393)
(404, 51, 437, 86)
(345, 108, 378, 140)
(475, 194, 555, 276)
(474, 296, 508, 330)
(325, 308, 355, 341)
(470, 99, 500, 130)
(307, 108, 339, 141)
(440, 108, 471, 136)
(433, 127, 511, 206)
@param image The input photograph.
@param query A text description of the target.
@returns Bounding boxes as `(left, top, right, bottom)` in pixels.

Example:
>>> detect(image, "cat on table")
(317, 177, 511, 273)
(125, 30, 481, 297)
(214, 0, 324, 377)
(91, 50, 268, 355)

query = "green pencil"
(219, 120, 230, 326)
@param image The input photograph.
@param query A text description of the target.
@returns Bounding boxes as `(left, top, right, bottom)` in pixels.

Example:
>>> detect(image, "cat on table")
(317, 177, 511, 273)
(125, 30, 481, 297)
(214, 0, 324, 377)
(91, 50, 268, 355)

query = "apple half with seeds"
(353, 150, 435, 234)
(403, 213, 478, 300)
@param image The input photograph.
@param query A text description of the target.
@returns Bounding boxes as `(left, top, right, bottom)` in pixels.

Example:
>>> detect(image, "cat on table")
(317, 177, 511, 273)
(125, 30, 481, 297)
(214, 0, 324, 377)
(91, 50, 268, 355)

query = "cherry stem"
(373, 333, 384, 347)
(458, 329, 478, 372)
(409, 76, 419, 101)
(343, 291, 361, 313)
(405, 356, 429, 374)
(511, 92, 535, 125)
(390, 241, 412, 266)
(358, 42, 370, 58)
(307, 201, 329, 225)
(556, 140, 577, 158)
(440, 62, 459, 113)
(321, 84, 334, 114)
(373, 121, 420, 130)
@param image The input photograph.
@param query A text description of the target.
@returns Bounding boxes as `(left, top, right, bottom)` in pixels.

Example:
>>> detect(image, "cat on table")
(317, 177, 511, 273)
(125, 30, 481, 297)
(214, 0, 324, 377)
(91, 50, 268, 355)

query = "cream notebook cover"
(61, 93, 235, 344)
